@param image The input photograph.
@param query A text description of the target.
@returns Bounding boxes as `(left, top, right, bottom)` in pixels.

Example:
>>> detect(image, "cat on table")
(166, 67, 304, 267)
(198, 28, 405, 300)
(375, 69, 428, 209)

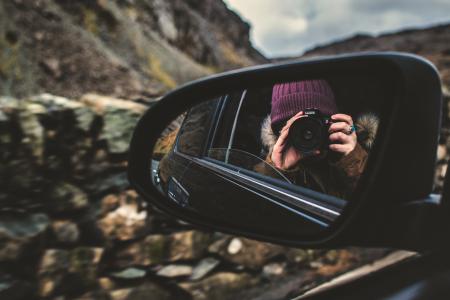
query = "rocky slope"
(0, 0, 266, 99)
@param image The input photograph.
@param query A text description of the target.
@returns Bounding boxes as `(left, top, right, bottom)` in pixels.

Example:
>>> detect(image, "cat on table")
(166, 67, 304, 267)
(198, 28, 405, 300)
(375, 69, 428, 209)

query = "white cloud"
(223, 0, 450, 57)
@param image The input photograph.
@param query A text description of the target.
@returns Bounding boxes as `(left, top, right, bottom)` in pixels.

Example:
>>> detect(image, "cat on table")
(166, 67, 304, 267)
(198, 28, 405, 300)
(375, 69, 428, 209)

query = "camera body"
(288, 109, 332, 154)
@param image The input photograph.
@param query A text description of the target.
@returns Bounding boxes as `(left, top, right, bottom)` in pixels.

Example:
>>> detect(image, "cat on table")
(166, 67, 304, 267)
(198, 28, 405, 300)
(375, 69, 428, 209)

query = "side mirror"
(128, 53, 442, 250)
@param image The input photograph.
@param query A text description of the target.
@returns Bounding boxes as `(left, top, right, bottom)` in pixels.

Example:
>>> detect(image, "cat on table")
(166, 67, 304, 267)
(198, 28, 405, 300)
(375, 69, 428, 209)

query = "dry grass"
(219, 40, 248, 67)
(146, 53, 177, 89)
(83, 8, 99, 36)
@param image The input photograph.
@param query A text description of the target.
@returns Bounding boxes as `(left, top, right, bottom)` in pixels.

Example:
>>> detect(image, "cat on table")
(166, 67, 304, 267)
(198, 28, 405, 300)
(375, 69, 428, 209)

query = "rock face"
(0, 0, 267, 99)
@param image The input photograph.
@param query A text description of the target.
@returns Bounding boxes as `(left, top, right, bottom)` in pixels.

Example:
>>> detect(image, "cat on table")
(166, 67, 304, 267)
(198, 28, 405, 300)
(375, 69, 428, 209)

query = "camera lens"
(303, 129, 313, 141)
(289, 117, 324, 153)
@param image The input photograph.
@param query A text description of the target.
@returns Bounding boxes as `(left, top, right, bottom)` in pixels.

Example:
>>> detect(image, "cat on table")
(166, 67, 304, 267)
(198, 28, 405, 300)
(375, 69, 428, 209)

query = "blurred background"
(0, 0, 449, 299)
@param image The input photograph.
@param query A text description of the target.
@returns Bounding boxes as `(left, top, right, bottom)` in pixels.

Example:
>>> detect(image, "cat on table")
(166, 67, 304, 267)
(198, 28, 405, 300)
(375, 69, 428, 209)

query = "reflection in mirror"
(151, 76, 389, 238)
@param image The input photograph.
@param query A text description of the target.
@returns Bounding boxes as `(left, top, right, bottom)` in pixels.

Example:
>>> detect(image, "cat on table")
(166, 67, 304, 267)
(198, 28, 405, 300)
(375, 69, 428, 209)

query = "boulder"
(180, 272, 258, 300)
(99, 194, 121, 216)
(114, 234, 166, 267)
(38, 249, 69, 298)
(156, 264, 193, 278)
(51, 220, 80, 244)
(111, 268, 146, 280)
(17, 102, 45, 163)
(47, 182, 89, 213)
(190, 257, 220, 281)
(80, 94, 146, 154)
(314, 249, 358, 277)
(96, 191, 149, 242)
(0, 273, 33, 300)
(108, 282, 179, 300)
(74, 290, 111, 300)
(207, 234, 230, 253)
(262, 262, 286, 277)
(285, 248, 318, 265)
(97, 277, 116, 291)
(209, 237, 284, 270)
(169, 230, 212, 262)
(0, 213, 49, 262)
(227, 238, 242, 254)
(437, 144, 447, 161)
(114, 230, 211, 268)
(38, 247, 104, 298)
(29, 94, 96, 132)
(86, 173, 130, 196)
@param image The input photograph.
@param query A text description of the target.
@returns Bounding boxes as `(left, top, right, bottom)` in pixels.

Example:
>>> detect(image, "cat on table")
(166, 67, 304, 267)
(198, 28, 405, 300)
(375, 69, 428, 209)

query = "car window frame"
(171, 89, 346, 226)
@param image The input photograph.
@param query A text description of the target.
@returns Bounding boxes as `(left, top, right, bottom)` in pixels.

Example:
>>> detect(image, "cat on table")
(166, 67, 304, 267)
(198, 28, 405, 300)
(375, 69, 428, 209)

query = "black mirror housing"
(128, 52, 442, 250)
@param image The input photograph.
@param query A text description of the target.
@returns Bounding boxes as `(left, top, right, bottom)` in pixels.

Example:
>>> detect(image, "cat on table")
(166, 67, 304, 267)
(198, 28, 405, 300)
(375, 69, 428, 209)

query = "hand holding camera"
(328, 113, 357, 156)
(271, 110, 357, 170)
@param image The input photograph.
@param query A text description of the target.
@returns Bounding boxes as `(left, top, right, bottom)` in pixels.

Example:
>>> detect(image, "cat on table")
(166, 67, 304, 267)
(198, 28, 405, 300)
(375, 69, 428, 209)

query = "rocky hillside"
(0, 0, 266, 99)
(301, 23, 450, 88)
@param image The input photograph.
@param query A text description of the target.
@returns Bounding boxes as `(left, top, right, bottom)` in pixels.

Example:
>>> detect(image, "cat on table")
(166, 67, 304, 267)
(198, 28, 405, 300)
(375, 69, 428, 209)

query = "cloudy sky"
(223, 0, 450, 57)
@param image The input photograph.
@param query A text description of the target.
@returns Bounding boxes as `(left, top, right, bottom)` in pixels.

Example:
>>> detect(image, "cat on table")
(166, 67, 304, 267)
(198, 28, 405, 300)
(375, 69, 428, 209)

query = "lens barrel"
(288, 115, 329, 153)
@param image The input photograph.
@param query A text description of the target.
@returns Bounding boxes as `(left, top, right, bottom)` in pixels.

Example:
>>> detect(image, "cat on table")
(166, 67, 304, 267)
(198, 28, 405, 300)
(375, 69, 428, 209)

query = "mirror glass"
(151, 75, 393, 238)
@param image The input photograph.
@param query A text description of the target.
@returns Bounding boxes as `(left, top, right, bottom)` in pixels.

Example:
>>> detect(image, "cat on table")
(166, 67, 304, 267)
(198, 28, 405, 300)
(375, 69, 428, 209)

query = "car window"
(176, 97, 222, 157)
(206, 89, 279, 176)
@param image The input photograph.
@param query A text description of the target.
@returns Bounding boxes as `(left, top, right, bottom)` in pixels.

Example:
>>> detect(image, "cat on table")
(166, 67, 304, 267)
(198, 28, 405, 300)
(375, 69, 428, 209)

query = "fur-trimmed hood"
(260, 113, 380, 155)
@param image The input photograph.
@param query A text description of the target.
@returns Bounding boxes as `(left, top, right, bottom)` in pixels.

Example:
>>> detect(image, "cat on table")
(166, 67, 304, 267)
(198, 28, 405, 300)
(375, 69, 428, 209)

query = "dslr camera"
(288, 109, 332, 154)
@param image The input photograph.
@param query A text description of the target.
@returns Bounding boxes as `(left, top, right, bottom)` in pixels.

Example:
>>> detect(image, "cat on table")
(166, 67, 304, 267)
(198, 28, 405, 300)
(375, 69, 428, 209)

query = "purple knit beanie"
(271, 79, 337, 130)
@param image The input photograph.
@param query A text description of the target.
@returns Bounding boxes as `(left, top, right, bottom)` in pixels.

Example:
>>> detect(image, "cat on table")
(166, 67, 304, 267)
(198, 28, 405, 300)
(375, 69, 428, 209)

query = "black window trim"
(226, 89, 247, 162)
(206, 95, 229, 151)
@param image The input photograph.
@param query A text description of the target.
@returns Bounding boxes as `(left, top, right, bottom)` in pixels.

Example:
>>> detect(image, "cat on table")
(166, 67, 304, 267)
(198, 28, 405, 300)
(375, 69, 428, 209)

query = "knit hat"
(271, 80, 337, 131)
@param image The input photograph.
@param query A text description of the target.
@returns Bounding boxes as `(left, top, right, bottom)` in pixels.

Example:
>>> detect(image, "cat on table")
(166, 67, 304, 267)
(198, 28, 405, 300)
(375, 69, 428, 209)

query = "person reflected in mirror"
(256, 80, 379, 199)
